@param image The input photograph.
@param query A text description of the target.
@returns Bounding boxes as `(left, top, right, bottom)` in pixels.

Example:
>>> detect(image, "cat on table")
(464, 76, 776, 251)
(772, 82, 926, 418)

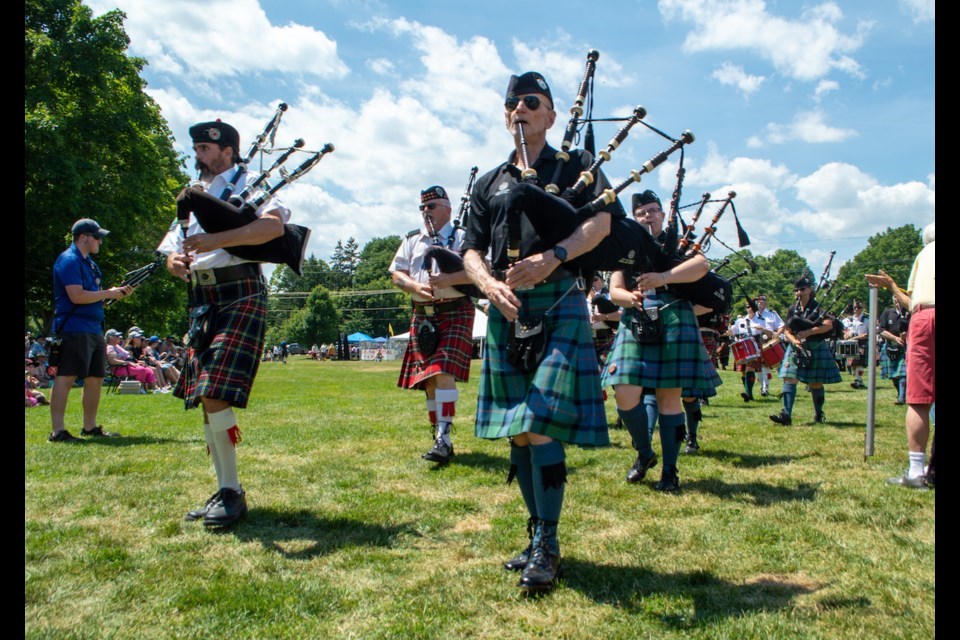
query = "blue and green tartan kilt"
(475, 278, 608, 446)
(778, 340, 842, 384)
(880, 342, 907, 379)
(601, 292, 721, 397)
(175, 276, 267, 410)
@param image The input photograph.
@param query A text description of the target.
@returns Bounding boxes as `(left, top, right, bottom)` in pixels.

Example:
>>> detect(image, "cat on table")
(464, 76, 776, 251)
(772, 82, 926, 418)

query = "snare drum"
(761, 339, 786, 369)
(835, 339, 859, 359)
(731, 337, 761, 365)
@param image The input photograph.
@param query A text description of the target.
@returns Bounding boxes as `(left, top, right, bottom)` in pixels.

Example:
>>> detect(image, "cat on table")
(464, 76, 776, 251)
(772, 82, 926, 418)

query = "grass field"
(25, 358, 934, 639)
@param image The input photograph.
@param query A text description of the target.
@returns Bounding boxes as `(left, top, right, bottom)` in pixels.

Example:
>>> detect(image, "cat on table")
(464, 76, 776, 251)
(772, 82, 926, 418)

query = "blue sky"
(86, 0, 935, 279)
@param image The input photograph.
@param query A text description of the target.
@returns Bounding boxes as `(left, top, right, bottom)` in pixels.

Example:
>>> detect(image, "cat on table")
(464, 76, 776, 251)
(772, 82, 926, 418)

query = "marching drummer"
(729, 303, 764, 402)
(749, 294, 784, 397)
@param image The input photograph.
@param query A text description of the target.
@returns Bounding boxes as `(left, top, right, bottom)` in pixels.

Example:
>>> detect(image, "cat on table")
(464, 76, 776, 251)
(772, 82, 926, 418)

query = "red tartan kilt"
(398, 301, 475, 390)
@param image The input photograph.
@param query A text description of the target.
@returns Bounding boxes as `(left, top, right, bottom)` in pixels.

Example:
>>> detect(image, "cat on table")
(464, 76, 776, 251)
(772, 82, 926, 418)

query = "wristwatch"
(552, 245, 568, 263)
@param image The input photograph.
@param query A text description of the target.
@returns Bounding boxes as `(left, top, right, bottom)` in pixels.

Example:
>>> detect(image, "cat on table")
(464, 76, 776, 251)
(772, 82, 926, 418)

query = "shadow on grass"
(433, 451, 509, 474)
(682, 479, 819, 505)
(68, 434, 185, 446)
(698, 448, 809, 468)
(563, 560, 832, 627)
(226, 508, 421, 560)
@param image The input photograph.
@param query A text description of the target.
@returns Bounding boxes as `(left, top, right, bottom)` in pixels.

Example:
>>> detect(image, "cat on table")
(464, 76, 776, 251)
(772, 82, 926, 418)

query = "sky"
(85, 0, 935, 280)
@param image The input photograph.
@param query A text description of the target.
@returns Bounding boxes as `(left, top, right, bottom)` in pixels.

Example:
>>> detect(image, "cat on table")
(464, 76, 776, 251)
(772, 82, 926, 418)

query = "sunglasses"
(504, 95, 544, 111)
(419, 203, 441, 211)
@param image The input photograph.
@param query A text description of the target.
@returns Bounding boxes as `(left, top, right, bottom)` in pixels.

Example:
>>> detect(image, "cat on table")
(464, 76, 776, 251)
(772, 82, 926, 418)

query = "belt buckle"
(423, 304, 436, 316)
(193, 268, 217, 286)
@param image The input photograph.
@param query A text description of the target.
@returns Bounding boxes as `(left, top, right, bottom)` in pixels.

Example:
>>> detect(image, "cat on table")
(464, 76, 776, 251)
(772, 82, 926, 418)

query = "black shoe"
(760, 388, 769, 397)
(655, 468, 681, 492)
(626, 452, 658, 484)
(185, 490, 222, 521)
(80, 425, 119, 437)
(48, 429, 80, 443)
(504, 517, 538, 571)
(769, 411, 792, 426)
(850, 381, 863, 389)
(701, 397, 709, 406)
(422, 438, 454, 463)
(740, 391, 752, 402)
(519, 537, 563, 593)
(683, 438, 700, 454)
(203, 487, 248, 528)
(813, 412, 826, 424)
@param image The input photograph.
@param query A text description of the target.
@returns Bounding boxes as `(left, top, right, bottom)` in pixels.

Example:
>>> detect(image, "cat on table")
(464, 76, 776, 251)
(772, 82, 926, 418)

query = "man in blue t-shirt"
(49, 218, 133, 442)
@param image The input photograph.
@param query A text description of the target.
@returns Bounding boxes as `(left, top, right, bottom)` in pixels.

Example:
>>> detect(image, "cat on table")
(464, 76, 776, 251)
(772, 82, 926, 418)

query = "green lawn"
(25, 358, 934, 639)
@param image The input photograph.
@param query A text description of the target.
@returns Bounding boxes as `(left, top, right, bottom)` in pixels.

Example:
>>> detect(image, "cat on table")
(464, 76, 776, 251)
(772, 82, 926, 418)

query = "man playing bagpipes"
(389, 185, 475, 466)
(769, 276, 842, 426)
(158, 119, 290, 529)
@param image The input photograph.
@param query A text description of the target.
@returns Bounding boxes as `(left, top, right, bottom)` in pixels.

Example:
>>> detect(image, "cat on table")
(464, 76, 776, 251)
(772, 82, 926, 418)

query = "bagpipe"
(175, 102, 333, 275)
(786, 253, 849, 367)
(421, 166, 481, 298)
(103, 253, 166, 307)
(497, 50, 751, 314)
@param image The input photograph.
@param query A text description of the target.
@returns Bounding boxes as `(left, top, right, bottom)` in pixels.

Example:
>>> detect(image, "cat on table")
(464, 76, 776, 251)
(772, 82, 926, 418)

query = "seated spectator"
(29, 335, 48, 360)
(146, 335, 180, 386)
(126, 331, 170, 390)
(25, 370, 49, 406)
(104, 329, 167, 393)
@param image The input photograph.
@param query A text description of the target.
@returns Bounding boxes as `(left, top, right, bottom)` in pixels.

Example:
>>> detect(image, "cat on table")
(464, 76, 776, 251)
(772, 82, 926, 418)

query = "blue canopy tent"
(347, 332, 375, 343)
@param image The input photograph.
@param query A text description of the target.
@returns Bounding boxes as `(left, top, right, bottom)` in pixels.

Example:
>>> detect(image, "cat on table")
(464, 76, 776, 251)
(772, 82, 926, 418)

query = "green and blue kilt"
(475, 278, 608, 446)
(601, 292, 721, 397)
(778, 339, 842, 384)
(880, 342, 907, 380)
(175, 276, 267, 410)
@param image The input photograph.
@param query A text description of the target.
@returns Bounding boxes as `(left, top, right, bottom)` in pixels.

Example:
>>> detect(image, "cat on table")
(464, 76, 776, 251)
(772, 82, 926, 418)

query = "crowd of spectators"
(25, 327, 186, 403)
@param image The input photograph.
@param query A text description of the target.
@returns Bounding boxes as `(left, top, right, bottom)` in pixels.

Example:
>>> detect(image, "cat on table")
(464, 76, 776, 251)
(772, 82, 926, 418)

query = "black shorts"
(57, 332, 107, 378)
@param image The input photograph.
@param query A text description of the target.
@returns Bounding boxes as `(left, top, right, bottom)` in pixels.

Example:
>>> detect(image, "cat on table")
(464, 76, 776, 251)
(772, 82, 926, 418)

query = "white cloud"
(813, 80, 839, 102)
(658, 0, 870, 81)
(367, 58, 395, 76)
(512, 36, 632, 95)
(900, 0, 935, 22)
(753, 110, 856, 146)
(711, 62, 765, 96)
(792, 162, 935, 236)
(86, 0, 349, 81)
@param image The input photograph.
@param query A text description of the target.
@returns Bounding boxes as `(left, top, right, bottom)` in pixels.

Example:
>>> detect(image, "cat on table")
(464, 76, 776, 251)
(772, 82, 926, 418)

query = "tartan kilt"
(397, 299, 475, 390)
(778, 340, 842, 384)
(602, 292, 721, 397)
(593, 328, 616, 361)
(880, 342, 907, 379)
(476, 278, 608, 446)
(175, 276, 267, 410)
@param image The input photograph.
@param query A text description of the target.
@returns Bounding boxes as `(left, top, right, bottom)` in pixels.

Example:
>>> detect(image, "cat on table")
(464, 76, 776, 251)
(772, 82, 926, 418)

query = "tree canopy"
(25, 0, 188, 332)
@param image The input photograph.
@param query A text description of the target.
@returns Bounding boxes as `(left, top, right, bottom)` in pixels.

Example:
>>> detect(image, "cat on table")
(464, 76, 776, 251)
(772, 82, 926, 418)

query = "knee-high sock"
(643, 394, 659, 442)
(530, 441, 566, 523)
(659, 412, 685, 472)
(434, 388, 458, 445)
(617, 404, 652, 457)
(208, 407, 240, 491)
(203, 418, 224, 489)
(425, 398, 437, 427)
(811, 387, 825, 416)
(782, 382, 797, 416)
(508, 443, 537, 519)
(897, 377, 907, 403)
(683, 400, 701, 441)
(761, 366, 771, 389)
(745, 371, 756, 397)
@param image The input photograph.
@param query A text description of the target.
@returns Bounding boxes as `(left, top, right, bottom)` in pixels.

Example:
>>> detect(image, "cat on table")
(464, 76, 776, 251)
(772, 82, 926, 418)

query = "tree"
(354, 235, 402, 288)
(267, 254, 337, 330)
(280, 285, 340, 345)
(25, 0, 189, 330)
(713, 249, 810, 317)
(834, 225, 922, 310)
(330, 237, 361, 289)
